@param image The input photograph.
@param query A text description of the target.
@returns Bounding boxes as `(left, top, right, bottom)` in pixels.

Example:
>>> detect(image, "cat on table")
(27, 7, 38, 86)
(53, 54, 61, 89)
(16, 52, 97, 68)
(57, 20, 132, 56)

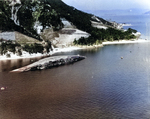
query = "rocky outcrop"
(55, 28, 90, 47)
(15, 32, 40, 44)
(8, 0, 22, 25)
(91, 21, 108, 29)
(40, 28, 90, 48)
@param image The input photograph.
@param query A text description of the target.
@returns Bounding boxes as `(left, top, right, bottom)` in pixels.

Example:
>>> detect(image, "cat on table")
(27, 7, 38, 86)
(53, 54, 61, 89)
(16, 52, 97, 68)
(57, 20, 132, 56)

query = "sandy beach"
(0, 46, 83, 61)
(102, 39, 150, 45)
(0, 39, 149, 61)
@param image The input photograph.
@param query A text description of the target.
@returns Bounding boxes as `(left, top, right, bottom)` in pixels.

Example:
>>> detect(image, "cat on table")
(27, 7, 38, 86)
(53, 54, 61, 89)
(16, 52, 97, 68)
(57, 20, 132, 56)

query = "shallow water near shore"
(0, 42, 150, 118)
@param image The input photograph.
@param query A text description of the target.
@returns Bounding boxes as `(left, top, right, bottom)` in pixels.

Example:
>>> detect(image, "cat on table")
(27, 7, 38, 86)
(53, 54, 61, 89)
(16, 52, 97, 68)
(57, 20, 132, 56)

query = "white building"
(0, 32, 16, 40)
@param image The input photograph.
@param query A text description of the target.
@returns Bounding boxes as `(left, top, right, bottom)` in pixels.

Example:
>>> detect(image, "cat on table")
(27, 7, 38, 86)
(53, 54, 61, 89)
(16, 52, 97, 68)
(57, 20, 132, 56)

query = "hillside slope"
(0, 0, 138, 46)
(0, 0, 112, 37)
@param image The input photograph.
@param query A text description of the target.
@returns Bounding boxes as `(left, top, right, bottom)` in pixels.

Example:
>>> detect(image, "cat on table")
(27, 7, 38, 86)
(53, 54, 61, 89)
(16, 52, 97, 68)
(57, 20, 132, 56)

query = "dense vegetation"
(0, 1, 18, 31)
(18, 0, 63, 31)
(47, 0, 113, 32)
(0, 1, 41, 40)
(0, 39, 52, 57)
(0, 40, 20, 55)
(23, 43, 44, 54)
(46, 0, 137, 45)
(0, 0, 113, 39)
(0, 0, 138, 51)
(74, 28, 137, 45)
(0, 0, 63, 40)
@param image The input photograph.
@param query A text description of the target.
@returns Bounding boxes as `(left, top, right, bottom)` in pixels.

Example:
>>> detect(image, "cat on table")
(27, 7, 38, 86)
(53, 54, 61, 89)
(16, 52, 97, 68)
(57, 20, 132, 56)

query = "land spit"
(11, 55, 86, 72)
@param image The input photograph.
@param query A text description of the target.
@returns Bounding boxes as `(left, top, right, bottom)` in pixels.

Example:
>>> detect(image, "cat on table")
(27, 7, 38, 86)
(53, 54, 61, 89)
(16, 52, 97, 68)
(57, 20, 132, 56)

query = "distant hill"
(86, 8, 149, 16)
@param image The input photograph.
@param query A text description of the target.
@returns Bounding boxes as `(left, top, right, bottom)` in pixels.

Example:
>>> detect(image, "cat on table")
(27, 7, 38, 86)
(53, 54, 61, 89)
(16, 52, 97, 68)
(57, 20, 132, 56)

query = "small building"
(0, 31, 40, 44)
(0, 32, 16, 41)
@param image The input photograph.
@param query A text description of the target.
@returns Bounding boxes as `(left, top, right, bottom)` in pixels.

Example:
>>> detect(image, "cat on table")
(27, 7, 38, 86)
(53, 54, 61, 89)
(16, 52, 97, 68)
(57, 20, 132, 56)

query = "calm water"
(100, 14, 150, 40)
(0, 43, 150, 119)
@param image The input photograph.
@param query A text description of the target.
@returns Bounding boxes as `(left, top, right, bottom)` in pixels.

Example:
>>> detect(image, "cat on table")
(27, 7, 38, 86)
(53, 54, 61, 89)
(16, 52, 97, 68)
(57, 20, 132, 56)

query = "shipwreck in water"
(11, 55, 86, 72)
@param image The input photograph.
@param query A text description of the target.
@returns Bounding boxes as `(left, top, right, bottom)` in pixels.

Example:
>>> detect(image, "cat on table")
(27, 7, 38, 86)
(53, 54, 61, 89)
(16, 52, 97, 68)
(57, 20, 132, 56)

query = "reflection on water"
(0, 56, 45, 72)
(0, 43, 150, 119)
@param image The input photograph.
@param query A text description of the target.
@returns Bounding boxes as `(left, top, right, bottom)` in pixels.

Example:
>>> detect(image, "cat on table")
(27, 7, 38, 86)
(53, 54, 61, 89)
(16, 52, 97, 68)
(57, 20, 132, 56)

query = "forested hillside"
(0, 0, 138, 46)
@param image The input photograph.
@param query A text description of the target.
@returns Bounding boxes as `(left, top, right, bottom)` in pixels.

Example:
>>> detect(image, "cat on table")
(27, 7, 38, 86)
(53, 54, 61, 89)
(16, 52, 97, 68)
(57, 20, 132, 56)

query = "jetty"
(11, 55, 86, 72)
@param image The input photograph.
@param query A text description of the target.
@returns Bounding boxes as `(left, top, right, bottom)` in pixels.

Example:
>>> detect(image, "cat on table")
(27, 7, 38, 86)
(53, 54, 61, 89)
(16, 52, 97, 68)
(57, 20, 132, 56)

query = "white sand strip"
(102, 39, 150, 45)
(0, 47, 82, 61)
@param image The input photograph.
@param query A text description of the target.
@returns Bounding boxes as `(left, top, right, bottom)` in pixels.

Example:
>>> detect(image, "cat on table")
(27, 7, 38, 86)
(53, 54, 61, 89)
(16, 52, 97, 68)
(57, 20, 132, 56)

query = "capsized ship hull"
(11, 55, 86, 72)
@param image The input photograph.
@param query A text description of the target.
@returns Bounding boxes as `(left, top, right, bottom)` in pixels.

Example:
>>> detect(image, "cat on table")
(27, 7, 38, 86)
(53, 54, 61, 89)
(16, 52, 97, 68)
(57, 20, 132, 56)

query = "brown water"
(0, 43, 150, 119)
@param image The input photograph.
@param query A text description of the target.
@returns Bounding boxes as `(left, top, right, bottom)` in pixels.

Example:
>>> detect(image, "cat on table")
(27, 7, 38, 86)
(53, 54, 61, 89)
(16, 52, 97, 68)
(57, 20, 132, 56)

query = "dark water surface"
(0, 43, 150, 119)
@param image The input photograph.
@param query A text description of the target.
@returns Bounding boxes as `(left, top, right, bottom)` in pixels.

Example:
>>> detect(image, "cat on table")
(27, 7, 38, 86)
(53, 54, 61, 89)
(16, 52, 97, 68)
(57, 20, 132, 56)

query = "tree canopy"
(74, 28, 137, 45)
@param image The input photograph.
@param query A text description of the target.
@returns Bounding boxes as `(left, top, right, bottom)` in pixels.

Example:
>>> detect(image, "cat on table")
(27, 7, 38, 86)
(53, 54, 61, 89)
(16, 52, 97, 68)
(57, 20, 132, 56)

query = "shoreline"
(102, 39, 150, 45)
(0, 39, 149, 61)
(0, 47, 84, 61)
(0, 52, 48, 61)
